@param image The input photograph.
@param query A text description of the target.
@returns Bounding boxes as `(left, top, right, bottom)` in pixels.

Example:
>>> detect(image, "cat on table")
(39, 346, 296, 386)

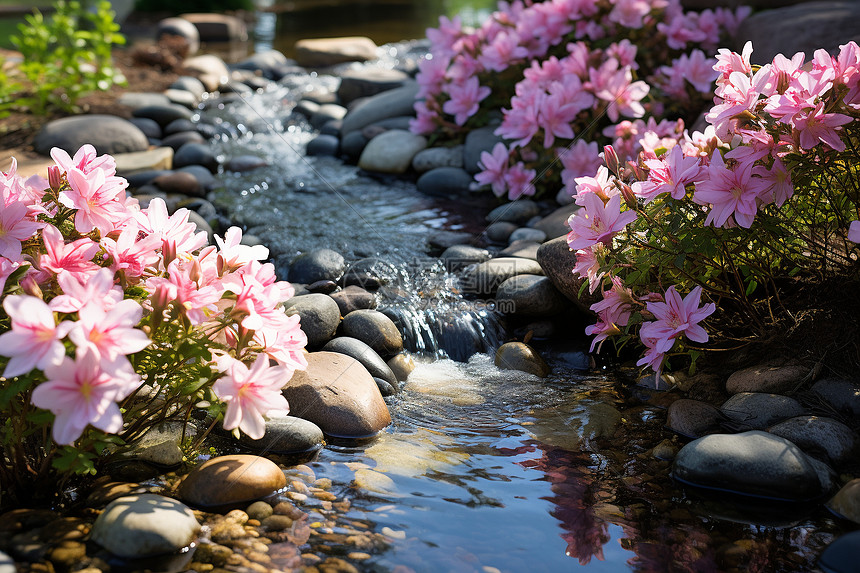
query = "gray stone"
(323, 336, 398, 388)
(182, 54, 230, 91)
(233, 50, 291, 80)
(486, 221, 518, 243)
(118, 92, 172, 110)
(238, 414, 324, 454)
(152, 171, 204, 198)
(157, 17, 200, 55)
(337, 68, 409, 105)
(818, 531, 860, 573)
(368, 116, 414, 132)
(309, 104, 348, 130)
(294, 36, 378, 67)
(735, 2, 860, 64)
(440, 245, 491, 272)
(306, 134, 340, 157)
(294, 99, 321, 119)
(373, 376, 397, 397)
(178, 165, 217, 190)
(128, 117, 162, 139)
(285, 294, 341, 347)
(178, 455, 286, 508)
(340, 131, 369, 161)
(532, 204, 578, 239)
(487, 199, 540, 224)
(171, 76, 207, 100)
(186, 211, 213, 244)
(341, 309, 403, 357)
(827, 479, 860, 525)
(165, 89, 199, 110)
(180, 198, 217, 221)
(768, 416, 858, 467)
(91, 494, 200, 557)
(342, 257, 399, 290)
(126, 169, 170, 189)
(290, 249, 345, 284)
(118, 424, 184, 468)
(500, 240, 540, 260)
(387, 353, 415, 382)
(283, 351, 391, 437)
(341, 82, 419, 135)
(673, 431, 827, 501)
(666, 399, 725, 439)
(181, 13, 247, 42)
(495, 342, 550, 377)
(464, 126, 505, 174)
(227, 155, 269, 172)
(416, 167, 474, 197)
(34, 115, 149, 156)
(509, 227, 546, 244)
(428, 230, 474, 250)
(132, 104, 194, 128)
(164, 118, 197, 136)
(174, 142, 219, 172)
(495, 274, 567, 317)
(162, 131, 206, 151)
(0, 551, 13, 573)
(811, 378, 860, 418)
(461, 257, 544, 296)
(726, 363, 808, 394)
(412, 145, 465, 173)
(720, 392, 806, 430)
(536, 237, 594, 311)
(358, 130, 427, 174)
(329, 285, 376, 316)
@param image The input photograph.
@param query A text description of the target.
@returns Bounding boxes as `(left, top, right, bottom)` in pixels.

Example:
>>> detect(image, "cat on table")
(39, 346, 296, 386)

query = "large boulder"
(34, 115, 149, 156)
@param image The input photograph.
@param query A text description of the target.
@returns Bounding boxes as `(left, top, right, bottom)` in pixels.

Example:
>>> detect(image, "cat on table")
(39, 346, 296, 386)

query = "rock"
(294, 99, 321, 119)
(373, 376, 398, 396)
(34, 115, 149, 156)
(128, 117, 162, 139)
(811, 378, 860, 418)
(114, 147, 174, 177)
(461, 257, 544, 296)
(532, 204, 578, 239)
(151, 171, 204, 197)
(245, 501, 273, 521)
(495, 342, 550, 377)
(672, 431, 827, 501)
(162, 131, 206, 151)
(536, 237, 593, 310)
(171, 76, 207, 100)
(412, 145, 465, 173)
(157, 17, 200, 54)
(119, 424, 183, 468)
(818, 531, 860, 573)
(720, 392, 806, 430)
(0, 552, 11, 573)
(828, 479, 860, 524)
(118, 92, 172, 110)
(91, 494, 200, 557)
(428, 230, 474, 250)
(238, 414, 324, 455)
(226, 155, 269, 172)
(307, 280, 337, 294)
(767, 416, 858, 467)
(341, 309, 403, 357)
(233, 50, 291, 80)
(341, 82, 419, 135)
(464, 126, 505, 175)
(340, 131, 369, 161)
(282, 351, 391, 437)
(486, 221, 518, 243)
(666, 399, 725, 438)
(495, 274, 567, 317)
(173, 142, 219, 172)
(306, 134, 340, 157)
(162, 119, 195, 137)
(387, 353, 415, 382)
(440, 245, 491, 272)
(342, 258, 399, 290)
(284, 294, 341, 347)
(509, 227, 546, 244)
(486, 199, 540, 224)
(294, 36, 378, 67)
(290, 249, 346, 284)
(178, 164, 217, 190)
(500, 240, 541, 260)
(165, 88, 199, 110)
(323, 337, 398, 388)
(132, 104, 194, 128)
(329, 285, 376, 316)
(309, 104, 348, 130)
(178, 455, 286, 508)
(182, 54, 230, 90)
(187, 211, 213, 244)
(337, 68, 409, 105)
(726, 363, 808, 394)
(735, 2, 860, 64)
(180, 12, 247, 42)
(416, 167, 474, 197)
(358, 130, 427, 174)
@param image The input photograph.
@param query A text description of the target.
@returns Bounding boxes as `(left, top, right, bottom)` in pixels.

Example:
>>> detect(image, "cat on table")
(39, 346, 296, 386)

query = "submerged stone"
(495, 342, 550, 377)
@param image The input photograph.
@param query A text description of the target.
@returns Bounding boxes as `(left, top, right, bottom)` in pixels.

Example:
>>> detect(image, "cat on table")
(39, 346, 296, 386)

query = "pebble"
(509, 227, 547, 244)
(500, 240, 541, 260)
(412, 145, 464, 173)
(818, 530, 860, 573)
(811, 378, 860, 418)
(341, 83, 419, 135)
(666, 399, 725, 438)
(337, 67, 409, 105)
(237, 414, 325, 454)
(439, 245, 491, 272)
(380, 527, 406, 540)
(532, 204, 579, 239)
(290, 249, 346, 284)
(246, 501, 274, 521)
(342, 258, 399, 290)
(34, 115, 150, 156)
(294, 36, 378, 67)
(416, 167, 475, 197)
(486, 200, 540, 224)
(486, 221, 518, 243)
(307, 134, 340, 157)
(461, 257, 544, 296)
(174, 142, 219, 172)
(329, 285, 377, 316)
(177, 455, 287, 509)
(323, 336, 399, 388)
(495, 274, 567, 317)
(387, 353, 415, 382)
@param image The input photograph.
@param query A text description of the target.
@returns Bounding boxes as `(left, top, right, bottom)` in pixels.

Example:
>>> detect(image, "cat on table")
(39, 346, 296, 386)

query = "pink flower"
(134, 198, 208, 259)
(0, 256, 21, 293)
(409, 100, 439, 135)
(145, 257, 223, 325)
(560, 140, 603, 196)
(68, 299, 151, 363)
(415, 55, 450, 99)
(254, 315, 308, 372)
(567, 192, 637, 250)
(572, 244, 605, 294)
(638, 285, 715, 355)
(752, 156, 793, 207)
(586, 276, 634, 352)
(593, 66, 650, 122)
(51, 144, 117, 177)
(38, 224, 100, 282)
(693, 152, 769, 228)
(31, 350, 140, 445)
(0, 295, 70, 377)
(212, 354, 291, 439)
(0, 200, 43, 260)
(100, 225, 161, 280)
(443, 77, 492, 126)
(478, 30, 528, 72)
(608, 0, 652, 29)
(636, 333, 666, 375)
(791, 103, 852, 151)
(215, 227, 269, 272)
(503, 163, 536, 200)
(49, 268, 122, 314)
(62, 167, 128, 235)
(475, 142, 510, 197)
(636, 145, 705, 202)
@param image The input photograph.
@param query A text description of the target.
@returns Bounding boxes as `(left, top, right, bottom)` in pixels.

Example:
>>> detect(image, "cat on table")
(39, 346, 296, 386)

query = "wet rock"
(495, 275, 567, 317)
(323, 337, 398, 388)
(309, 103, 348, 130)
(412, 145, 464, 173)
(182, 13, 247, 42)
(672, 431, 826, 501)
(151, 171, 204, 197)
(330, 285, 376, 316)
(132, 104, 194, 128)
(337, 68, 409, 105)
(387, 353, 415, 382)
(811, 378, 860, 418)
(735, 2, 860, 63)
(509, 227, 546, 244)
(486, 221, 518, 243)
(238, 414, 324, 454)
(340, 131, 369, 161)
(341, 309, 403, 357)
(500, 240, 540, 260)
(487, 199, 540, 224)
(416, 167, 474, 197)
(128, 117, 162, 139)
(354, 468, 397, 495)
(461, 257, 544, 296)
(294, 36, 378, 67)
(307, 134, 340, 156)
(290, 249, 345, 284)
(666, 399, 725, 438)
(246, 501, 273, 521)
(341, 82, 419, 135)
(179, 455, 286, 508)
(187, 211, 213, 244)
(178, 165, 217, 190)
(163, 118, 197, 136)
(182, 54, 230, 91)
(173, 142, 219, 172)
(161, 130, 206, 151)
(283, 351, 391, 437)
(440, 245, 491, 272)
(536, 237, 596, 311)
(373, 376, 397, 397)
(818, 530, 860, 573)
(170, 76, 207, 100)
(767, 416, 858, 467)
(118, 92, 172, 109)
(91, 494, 200, 557)
(342, 258, 399, 290)
(284, 293, 341, 347)
(233, 50, 291, 80)
(34, 115, 149, 156)
(180, 197, 218, 221)
(495, 342, 550, 377)
(827, 479, 860, 524)
(726, 363, 808, 394)
(227, 155, 269, 172)
(165, 88, 199, 109)
(307, 280, 338, 294)
(157, 17, 200, 54)
(532, 204, 579, 239)
(720, 392, 806, 430)
(358, 130, 427, 174)
(428, 230, 473, 249)
(86, 481, 142, 508)
(464, 126, 505, 174)
(119, 424, 184, 469)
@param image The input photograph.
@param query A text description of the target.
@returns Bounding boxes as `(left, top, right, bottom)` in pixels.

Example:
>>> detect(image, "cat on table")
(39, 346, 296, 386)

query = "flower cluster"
(0, 145, 307, 460)
(411, 0, 748, 200)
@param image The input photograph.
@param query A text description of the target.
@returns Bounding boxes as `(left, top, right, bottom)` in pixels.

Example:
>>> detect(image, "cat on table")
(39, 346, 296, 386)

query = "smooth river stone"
(178, 455, 287, 509)
(461, 257, 544, 296)
(827, 478, 860, 524)
(358, 129, 427, 174)
(237, 415, 324, 455)
(284, 293, 341, 348)
(341, 309, 403, 357)
(725, 363, 808, 394)
(495, 274, 567, 317)
(322, 336, 398, 388)
(720, 392, 806, 429)
(494, 342, 550, 377)
(767, 415, 858, 467)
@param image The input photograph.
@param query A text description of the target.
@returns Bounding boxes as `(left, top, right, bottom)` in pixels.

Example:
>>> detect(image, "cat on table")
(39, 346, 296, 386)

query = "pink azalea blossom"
(636, 332, 666, 374)
(31, 350, 140, 445)
(586, 275, 635, 352)
(608, 0, 652, 29)
(572, 244, 605, 294)
(62, 167, 128, 235)
(145, 257, 223, 325)
(212, 354, 292, 439)
(38, 224, 101, 282)
(443, 76, 492, 126)
(638, 285, 715, 358)
(567, 192, 637, 250)
(694, 151, 769, 228)
(100, 225, 161, 280)
(0, 200, 43, 261)
(752, 156, 793, 207)
(50, 268, 122, 314)
(503, 163, 536, 200)
(559, 140, 603, 196)
(478, 30, 528, 72)
(215, 227, 269, 272)
(0, 295, 70, 377)
(134, 198, 208, 260)
(409, 100, 439, 135)
(791, 103, 852, 151)
(634, 145, 705, 202)
(51, 144, 117, 177)
(0, 256, 21, 293)
(475, 142, 510, 197)
(253, 314, 308, 371)
(68, 299, 151, 364)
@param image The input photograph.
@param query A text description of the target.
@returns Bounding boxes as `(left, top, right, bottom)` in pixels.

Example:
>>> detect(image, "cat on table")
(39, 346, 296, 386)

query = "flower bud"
(21, 274, 43, 299)
(47, 166, 62, 192)
(619, 182, 638, 211)
(603, 145, 620, 177)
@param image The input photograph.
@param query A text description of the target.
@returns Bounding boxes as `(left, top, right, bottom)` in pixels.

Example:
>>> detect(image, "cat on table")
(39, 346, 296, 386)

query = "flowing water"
(199, 25, 848, 573)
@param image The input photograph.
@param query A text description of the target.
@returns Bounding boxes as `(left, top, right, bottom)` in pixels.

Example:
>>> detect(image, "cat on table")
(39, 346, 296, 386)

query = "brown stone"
(178, 455, 287, 509)
(294, 37, 378, 67)
(666, 399, 725, 438)
(726, 363, 807, 394)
